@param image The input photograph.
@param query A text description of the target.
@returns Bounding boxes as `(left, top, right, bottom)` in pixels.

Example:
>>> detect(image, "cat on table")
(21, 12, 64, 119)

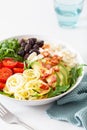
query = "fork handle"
(17, 119, 35, 130)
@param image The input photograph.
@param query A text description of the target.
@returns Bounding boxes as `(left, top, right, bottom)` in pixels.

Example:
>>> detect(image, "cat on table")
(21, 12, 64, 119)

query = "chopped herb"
(0, 39, 23, 61)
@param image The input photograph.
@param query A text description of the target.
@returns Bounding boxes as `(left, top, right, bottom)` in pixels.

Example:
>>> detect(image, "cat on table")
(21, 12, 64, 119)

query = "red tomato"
(16, 62, 24, 68)
(2, 58, 17, 69)
(0, 82, 5, 90)
(0, 61, 2, 68)
(0, 67, 13, 83)
(13, 68, 24, 73)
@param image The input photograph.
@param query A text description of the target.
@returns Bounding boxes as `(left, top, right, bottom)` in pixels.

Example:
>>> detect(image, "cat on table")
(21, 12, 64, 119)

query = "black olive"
(21, 42, 26, 47)
(18, 49, 25, 57)
(28, 38, 36, 46)
(19, 39, 25, 44)
(29, 49, 40, 55)
(24, 44, 32, 53)
(24, 53, 29, 60)
(33, 44, 39, 50)
(19, 39, 26, 47)
(30, 38, 37, 43)
(36, 40, 44, 47)
(26, 39, 30, 44)
(27, 38, 37, 44)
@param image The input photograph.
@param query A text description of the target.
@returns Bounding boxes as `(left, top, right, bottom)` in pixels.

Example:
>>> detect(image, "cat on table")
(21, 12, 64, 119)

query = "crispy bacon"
(41, 51, 50, 57)
(40, 84, 49, 90)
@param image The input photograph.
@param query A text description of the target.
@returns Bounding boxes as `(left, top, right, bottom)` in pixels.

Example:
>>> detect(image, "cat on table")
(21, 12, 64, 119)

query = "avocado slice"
(58, 62, 69, 85)
(57, 71, 65, 86)
(31, 61, 42, 71)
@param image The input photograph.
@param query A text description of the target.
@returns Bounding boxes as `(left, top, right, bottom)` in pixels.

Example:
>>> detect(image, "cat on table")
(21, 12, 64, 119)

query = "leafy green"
(48, 72, 70, 98)
(0, 38, 23, 61)
(68, 65, 83, 87)
(24, 60, 31, 69)
(24, 60, 36, 70)
(48, 85, 70, 98)
(48, 65, 84, 98)
(0, 39, 19, 51)
(0, 91, 14, 98)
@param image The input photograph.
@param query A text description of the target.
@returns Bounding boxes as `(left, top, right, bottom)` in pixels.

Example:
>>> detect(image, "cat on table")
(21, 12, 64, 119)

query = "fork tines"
(0, 103, 8, 117)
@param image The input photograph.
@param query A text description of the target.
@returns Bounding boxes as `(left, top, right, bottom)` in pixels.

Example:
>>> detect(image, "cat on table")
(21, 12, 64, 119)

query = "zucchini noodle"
(3, 70, 50, 100)
(4, 74, 25, 94)
(23, 69, 40, 81)
(14, 79, 50, 100)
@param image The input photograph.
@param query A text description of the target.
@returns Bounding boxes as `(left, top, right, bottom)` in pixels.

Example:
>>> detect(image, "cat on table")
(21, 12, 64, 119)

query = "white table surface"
(0, 0, 87, 130)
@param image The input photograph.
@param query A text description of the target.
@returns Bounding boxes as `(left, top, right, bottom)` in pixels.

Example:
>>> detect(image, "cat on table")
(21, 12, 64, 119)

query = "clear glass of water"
(54, 0, 84, 28)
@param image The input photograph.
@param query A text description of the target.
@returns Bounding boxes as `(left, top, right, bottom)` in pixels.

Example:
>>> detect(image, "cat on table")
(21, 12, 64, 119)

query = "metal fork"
(0, 103, 35, 130)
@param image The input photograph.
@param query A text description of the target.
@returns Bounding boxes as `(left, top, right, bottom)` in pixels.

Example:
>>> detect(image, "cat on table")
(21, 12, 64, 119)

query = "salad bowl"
(0, 35, 84, 106)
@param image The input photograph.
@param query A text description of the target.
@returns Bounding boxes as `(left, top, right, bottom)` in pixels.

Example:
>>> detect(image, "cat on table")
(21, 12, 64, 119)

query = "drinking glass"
(54, 0, 85, 28)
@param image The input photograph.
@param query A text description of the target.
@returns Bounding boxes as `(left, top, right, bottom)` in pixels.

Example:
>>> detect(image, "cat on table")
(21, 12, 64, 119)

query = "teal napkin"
(47, 73, 87, 130)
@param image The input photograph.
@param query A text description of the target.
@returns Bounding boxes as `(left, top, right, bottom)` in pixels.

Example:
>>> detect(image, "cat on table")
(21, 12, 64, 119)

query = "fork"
(0, 103, 35, 130)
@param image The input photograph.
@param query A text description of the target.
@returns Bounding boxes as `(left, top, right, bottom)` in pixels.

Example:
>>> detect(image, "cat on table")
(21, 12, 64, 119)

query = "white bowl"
(0, 35, 84, 106)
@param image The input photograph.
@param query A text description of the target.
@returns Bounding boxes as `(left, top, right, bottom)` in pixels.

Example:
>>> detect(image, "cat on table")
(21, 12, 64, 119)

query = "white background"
(0, 0, 87, 130)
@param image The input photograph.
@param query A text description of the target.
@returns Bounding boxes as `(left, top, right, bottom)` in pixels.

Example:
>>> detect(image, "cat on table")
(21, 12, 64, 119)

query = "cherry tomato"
(16, 62, 24, 68)
(13, 68, 24, 73)
(0, 67, 13, 83)
(0, 61, 2, 68)
(0, 82, 5, 90)
(2, 58, 17, 69)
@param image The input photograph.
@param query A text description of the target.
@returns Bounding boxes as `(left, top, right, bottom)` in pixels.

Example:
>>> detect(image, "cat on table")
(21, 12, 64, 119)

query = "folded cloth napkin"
(47, 73, 87, 130)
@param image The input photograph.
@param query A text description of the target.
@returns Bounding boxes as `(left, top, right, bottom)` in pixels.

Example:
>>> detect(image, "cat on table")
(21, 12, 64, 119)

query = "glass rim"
(54, 0, 85, 5)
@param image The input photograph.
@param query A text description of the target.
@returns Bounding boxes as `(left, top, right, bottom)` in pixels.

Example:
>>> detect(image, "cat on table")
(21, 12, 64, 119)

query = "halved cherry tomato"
(13, 68, 24, 73)
(0, 67, 13, 83)
(0, 82, 5, 90)
(16, 62, 24, 68)
(2, 58, 17, 69)
(0, 61, 2, 68)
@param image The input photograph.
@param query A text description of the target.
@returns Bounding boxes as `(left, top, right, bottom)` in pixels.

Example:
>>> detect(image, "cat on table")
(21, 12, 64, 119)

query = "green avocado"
(57, 62, 69, 86)
(31, 60, 70, 87)
(31, 61, 42, 70)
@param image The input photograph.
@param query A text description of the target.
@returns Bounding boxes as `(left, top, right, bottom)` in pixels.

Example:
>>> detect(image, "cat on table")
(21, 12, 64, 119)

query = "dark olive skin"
(24, 53, 29, 60)
(18, 49, 25, 57)
(37, 40, 44, 47)
(18, 38, 44, 59)
(33, 44, 39, 50)
(28, 38, 36, 46)
(21, 42, 26, 47)
(24, 44, 32, 53)
(30, 38, 37, 43)
(19, 39, 26, 47)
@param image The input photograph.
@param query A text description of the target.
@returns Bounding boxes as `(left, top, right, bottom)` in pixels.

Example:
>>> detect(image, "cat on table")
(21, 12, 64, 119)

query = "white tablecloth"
(0, 0, 87, 130)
